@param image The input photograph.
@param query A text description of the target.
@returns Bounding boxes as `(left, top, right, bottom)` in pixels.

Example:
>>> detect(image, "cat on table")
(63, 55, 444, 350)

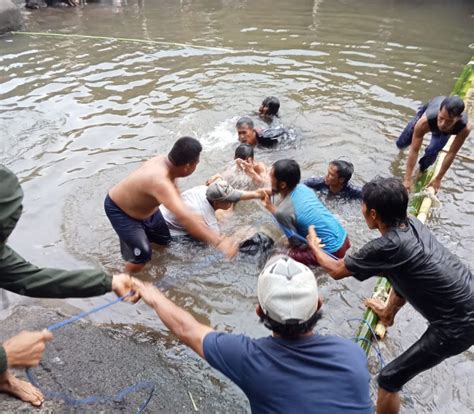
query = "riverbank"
(0, 305, 248, 412)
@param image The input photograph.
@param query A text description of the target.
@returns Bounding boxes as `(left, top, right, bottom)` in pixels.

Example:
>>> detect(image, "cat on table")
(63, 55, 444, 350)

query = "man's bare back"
(109, 156, 175, 220)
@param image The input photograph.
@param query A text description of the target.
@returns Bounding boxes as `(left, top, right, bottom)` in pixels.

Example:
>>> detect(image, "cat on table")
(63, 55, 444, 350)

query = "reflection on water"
(1, 0, 473, 412)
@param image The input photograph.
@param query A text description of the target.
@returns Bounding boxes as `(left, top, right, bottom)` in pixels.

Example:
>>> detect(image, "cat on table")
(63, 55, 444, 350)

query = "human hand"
(132, 279, 160, 308)
(112, 273, 140, 303)
(428, 177, 442, 193)
(402, 178, 412, 193)
(206, 174, 223, 186)
(217, 237, 238, 258)
(306, 225, 325, 250)
(261, 192, 276, 213)
(3, 330, 53, 368)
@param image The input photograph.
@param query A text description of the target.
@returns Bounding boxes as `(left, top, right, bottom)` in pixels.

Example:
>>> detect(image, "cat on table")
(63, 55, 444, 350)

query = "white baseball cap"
(257, 255, 319, 324)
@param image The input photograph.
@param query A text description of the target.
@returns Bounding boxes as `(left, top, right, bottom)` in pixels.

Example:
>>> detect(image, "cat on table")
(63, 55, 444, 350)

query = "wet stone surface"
(0, 306, 248, 413)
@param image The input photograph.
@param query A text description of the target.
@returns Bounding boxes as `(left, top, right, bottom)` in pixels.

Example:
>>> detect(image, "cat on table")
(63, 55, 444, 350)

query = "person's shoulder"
(203, 332, 261, 358)
(319, 335, 367, 359)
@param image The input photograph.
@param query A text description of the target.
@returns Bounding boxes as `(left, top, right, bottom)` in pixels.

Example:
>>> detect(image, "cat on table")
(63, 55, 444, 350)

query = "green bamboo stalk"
(354, 56, 474, 356)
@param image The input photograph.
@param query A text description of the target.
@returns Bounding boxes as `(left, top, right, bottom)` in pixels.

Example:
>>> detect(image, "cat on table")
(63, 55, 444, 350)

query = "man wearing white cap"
(133, 256, 372, 413)
(159, 179, 265, 238)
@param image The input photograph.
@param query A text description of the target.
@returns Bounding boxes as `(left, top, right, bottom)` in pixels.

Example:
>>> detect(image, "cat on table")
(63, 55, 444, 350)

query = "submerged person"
(306, 176, 474, 414)
(261, 159, 349, 266)
(0, 165, 138, 407)
(258, 96, 280, 121)
(104, 137, 237, 273)
(159, 179, 265, 238)
(206, 144, 269, 190)
(396, 95, 471, 192)
(236, 117, 296, 149)
(133, 255, 373, 414)
(304, 160, 362, 200)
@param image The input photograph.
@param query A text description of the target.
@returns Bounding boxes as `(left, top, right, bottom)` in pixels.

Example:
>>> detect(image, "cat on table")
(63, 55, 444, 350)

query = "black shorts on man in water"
(378, 323, 474, 392)
(104, 194, 171, 264)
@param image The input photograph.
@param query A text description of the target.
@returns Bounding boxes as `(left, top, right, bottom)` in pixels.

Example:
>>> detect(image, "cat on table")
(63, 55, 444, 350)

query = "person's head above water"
(271, 159, 301, 195)
(168, 136, 202, 177)
(326, 160, 354, 188)
(259, 96, 280, 118)
(361, 176, 408, 230)
(234, 144, 255, 162)
(257, 255, 322, 339)
(236, 117, 258, 146)
(206, 179, 242, 211)
(437, 96, 465, 133)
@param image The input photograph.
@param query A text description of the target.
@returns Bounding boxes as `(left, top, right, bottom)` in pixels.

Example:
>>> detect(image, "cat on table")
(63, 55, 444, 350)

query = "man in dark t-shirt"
(133, 256, 373, 414)
(306, 176, 474, 414)
(396, 95, 471, 192)
(304, 160, 362, 200)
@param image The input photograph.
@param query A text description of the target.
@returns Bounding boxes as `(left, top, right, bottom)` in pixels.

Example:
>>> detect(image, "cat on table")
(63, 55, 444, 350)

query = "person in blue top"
(133, 255, 373, 414)
(396, 95, 471, 192)
(261, 159, 350, 266)
(304, 160, 362, 200)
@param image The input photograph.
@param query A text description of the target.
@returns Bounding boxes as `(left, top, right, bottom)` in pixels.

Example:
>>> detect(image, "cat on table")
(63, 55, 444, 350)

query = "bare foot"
(364, 298, 395, 327)
(0, 371, 44, 407)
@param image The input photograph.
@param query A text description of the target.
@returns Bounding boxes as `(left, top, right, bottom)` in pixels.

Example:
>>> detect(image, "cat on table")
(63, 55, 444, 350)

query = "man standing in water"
(262, 159, 349, 266)
(304, 160, 362, 200)
(133, 255, 373, 413)
(306, 176, 474, 414)
(396, 95, 471, 192)
(105, 137, 237, 273)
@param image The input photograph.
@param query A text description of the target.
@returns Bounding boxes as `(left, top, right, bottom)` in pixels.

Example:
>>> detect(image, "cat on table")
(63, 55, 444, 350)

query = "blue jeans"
(396, 105, 449, 171)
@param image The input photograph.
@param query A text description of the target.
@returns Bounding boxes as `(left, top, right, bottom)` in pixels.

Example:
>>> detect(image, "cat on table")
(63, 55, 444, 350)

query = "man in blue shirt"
(134, 256, 373, 414)
(262, 159, 350, 266)
(304, 160, 362, 200)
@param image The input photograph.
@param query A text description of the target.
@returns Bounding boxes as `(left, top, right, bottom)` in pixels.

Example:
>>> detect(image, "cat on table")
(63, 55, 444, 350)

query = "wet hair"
(236, 116, 254, 129)
(440, 96, 465, 117)
(330, 160, 354, 185)
(260, 310, 322, 339)
(234, 144, 254, 160)
(262, 96, 280, 116)
(272, 159, 301, 190)
(362, 177, 408, 227)
(168, 137, 202, 166)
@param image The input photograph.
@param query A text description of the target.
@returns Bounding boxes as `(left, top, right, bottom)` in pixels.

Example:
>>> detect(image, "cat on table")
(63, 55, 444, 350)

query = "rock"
(0, 0, 23, 35)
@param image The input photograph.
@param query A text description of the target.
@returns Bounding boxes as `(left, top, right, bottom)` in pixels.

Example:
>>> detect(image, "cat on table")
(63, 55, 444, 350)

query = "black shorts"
(378, 324, 474, 392)
(104, 194, 171, 264)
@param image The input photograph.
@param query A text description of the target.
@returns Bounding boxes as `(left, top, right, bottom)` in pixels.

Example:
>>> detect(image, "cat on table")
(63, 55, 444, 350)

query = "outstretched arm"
(134, 280, 213, 358)
(429, 125, 471, 192)
(157, 182, 237, 258)
(307, 226, 352, 280)
(404, 118, 429, 191)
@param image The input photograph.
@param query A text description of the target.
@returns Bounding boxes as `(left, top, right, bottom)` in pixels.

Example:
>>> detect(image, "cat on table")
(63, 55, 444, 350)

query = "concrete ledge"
(0, 0, 23, 35)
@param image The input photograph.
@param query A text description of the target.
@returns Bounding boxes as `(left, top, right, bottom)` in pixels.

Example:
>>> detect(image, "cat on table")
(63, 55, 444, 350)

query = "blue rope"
(25, 252, 225, 411)
(347, 318, 386, 370)
(26, 291, 155, 413)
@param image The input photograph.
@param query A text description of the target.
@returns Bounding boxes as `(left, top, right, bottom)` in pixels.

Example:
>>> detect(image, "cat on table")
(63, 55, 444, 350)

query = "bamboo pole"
(355, 56, 474, 354)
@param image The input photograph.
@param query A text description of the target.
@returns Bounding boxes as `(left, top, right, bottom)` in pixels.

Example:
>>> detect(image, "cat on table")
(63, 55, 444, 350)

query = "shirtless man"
(105, 137, 237, 273)
(396, 95, 471, 192)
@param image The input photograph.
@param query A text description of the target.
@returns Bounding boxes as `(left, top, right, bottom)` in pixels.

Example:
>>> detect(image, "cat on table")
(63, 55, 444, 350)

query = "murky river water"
(1, 0, 473, 412)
